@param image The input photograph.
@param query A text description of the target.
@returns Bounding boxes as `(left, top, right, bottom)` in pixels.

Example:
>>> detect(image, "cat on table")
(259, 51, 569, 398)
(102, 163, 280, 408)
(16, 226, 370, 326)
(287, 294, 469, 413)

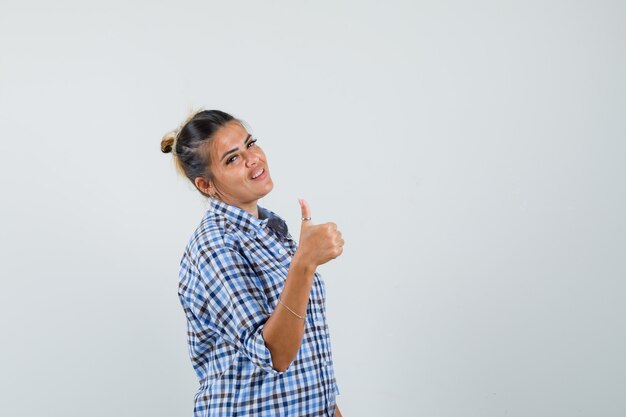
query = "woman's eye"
(226, 139, 257, 164)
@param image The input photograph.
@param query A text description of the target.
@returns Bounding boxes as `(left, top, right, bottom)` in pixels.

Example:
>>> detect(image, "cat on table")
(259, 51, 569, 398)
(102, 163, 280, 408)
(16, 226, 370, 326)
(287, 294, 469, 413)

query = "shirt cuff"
(243, 322, 289, 375)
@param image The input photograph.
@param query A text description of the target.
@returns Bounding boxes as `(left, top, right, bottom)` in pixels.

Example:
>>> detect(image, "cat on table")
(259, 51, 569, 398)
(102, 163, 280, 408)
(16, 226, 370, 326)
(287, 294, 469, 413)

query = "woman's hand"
(295, 198, 344, 269)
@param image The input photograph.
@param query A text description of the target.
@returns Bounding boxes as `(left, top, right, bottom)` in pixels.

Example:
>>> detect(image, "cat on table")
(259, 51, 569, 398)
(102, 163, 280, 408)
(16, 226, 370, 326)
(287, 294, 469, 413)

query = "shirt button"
(325, 359, 333, 367)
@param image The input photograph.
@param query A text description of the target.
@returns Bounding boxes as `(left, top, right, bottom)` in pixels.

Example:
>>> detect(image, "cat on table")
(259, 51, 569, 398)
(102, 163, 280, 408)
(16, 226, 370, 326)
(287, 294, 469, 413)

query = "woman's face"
(205, 120, 274, 210)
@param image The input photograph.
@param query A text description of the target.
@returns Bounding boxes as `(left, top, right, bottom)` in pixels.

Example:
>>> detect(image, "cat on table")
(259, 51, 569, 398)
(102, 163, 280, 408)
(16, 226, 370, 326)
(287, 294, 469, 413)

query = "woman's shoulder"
(185, 211, 243, 259)
(178, 216, 239, 289)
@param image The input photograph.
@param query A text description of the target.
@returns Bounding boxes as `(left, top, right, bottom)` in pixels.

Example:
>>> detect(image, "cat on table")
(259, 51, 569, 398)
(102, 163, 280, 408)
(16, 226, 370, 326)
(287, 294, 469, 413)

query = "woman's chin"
(259, 178, 274, 194)
(259, 184, 274, 198)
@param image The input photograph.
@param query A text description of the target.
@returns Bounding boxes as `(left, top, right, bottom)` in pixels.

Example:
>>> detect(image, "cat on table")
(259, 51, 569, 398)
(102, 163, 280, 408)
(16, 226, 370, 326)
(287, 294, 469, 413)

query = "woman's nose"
(245, 151, 259, 167)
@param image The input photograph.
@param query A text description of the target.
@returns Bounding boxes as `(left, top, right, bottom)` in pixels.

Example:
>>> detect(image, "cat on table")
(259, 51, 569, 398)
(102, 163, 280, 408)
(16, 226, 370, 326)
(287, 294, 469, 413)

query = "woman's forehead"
(210, 122, 249, 156)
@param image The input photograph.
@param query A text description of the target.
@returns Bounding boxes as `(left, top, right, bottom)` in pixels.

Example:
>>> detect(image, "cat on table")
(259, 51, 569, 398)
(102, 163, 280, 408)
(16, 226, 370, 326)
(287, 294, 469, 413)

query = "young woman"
(161, 110, 344, 417)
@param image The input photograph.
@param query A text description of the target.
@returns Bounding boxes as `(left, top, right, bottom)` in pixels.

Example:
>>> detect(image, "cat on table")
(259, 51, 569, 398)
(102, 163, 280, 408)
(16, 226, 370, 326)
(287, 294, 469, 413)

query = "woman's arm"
(334, 404, 343, 417)
(262, 199, 344, 371)
(261, 253, 315, 371)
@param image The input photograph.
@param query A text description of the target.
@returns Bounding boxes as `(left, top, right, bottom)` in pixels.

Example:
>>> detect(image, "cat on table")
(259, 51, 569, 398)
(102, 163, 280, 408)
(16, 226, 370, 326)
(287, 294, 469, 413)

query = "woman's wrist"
(291, 251, 317, 277)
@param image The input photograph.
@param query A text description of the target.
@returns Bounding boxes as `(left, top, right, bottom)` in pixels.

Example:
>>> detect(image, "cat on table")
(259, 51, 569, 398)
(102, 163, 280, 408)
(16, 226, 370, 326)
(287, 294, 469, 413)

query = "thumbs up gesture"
(295, 198, 344, 268)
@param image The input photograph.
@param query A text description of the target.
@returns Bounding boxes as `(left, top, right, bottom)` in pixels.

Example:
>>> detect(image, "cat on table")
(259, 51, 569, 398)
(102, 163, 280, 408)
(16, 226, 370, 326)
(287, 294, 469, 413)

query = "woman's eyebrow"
(220, 134, 252, 161)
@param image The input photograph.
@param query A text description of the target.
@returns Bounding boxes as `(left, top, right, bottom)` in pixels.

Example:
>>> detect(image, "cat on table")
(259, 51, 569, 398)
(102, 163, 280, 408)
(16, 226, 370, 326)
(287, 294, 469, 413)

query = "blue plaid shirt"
(178, 198, 340, 417)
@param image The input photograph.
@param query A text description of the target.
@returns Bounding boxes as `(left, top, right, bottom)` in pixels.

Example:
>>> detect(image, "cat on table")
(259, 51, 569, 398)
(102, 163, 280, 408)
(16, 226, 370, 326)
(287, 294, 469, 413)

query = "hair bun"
(161, 131, 177, 154)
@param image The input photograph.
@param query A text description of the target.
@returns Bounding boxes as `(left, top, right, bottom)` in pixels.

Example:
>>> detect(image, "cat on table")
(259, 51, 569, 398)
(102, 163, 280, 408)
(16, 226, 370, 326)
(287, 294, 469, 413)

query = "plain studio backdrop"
(1, 1, 624, 416)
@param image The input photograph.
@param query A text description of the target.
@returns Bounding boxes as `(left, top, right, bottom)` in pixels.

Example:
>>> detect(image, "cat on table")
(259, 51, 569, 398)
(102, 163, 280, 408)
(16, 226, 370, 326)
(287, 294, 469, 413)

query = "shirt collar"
(207, 198, 288, 238)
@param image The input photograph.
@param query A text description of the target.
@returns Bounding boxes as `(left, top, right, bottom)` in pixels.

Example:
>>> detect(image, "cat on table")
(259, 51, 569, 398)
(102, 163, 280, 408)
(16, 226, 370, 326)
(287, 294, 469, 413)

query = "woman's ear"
(194, 177, 214, 196)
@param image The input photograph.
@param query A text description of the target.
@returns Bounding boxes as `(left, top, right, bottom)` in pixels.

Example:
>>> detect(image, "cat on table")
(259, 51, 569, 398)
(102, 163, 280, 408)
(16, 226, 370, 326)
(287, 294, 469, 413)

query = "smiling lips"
(251, 167, 267, 180)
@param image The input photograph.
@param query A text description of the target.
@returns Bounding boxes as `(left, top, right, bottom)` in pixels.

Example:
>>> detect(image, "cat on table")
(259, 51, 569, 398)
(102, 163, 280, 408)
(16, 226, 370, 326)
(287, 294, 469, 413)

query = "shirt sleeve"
(189, 240, 285, 375)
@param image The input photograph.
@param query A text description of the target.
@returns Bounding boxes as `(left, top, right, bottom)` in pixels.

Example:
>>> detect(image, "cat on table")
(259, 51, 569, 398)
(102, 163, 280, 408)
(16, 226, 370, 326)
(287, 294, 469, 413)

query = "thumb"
(298, 198, 312, 225)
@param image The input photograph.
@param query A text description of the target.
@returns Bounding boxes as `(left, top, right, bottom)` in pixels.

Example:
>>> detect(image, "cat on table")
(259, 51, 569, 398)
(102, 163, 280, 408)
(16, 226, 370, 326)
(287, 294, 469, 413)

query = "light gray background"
(1, 1, 624, 416)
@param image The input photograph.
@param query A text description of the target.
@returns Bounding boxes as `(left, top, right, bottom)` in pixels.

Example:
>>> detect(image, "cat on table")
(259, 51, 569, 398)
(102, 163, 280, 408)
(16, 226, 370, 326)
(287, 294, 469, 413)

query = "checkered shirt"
(178, 198, 340, 417)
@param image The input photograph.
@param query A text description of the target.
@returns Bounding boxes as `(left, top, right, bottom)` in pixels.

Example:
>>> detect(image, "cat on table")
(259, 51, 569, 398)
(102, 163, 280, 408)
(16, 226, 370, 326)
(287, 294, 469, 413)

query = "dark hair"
(161, 109, 240, 197)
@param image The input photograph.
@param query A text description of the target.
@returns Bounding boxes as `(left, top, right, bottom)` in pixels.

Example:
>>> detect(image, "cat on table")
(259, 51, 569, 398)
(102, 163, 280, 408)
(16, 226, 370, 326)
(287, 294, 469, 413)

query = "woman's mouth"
(251, 167, 267, 180)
